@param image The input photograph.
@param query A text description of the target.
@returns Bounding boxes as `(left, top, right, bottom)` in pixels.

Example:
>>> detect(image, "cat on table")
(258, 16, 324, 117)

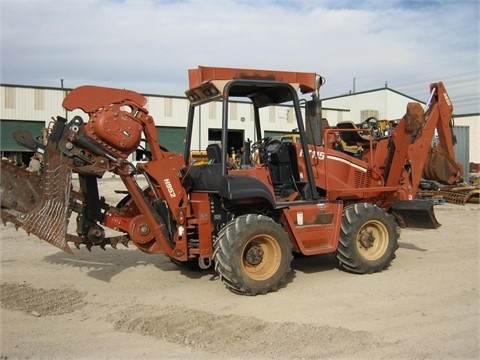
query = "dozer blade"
(1, 131, 73, 253)
(391, 199, 441, 229)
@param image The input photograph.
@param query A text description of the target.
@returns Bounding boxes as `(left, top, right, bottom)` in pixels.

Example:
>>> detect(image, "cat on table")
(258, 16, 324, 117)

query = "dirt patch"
(0, 282, 86, 316)
(112, 305, 383, 359)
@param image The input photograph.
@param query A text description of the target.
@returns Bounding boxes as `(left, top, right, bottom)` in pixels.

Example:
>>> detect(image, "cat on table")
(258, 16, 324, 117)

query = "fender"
(219, 175, 275, 206)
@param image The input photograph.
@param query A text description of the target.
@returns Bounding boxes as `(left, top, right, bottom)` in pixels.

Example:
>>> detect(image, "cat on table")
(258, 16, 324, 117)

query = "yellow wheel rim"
(355, 220, 389, 261)
(241, 234, 281, 281)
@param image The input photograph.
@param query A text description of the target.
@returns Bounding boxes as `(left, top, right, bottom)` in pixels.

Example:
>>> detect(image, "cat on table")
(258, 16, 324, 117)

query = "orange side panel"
(188, 66, 317, 94)
(282, 202, 343, 256)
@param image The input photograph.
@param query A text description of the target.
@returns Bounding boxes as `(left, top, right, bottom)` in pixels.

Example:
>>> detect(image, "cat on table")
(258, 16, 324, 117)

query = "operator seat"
(336, 121, 370, 146)
(206, 143, 222, 164)
(181, 143, 224, 192)
(266, 140, 297, 198)
(319, 118, 331, 143)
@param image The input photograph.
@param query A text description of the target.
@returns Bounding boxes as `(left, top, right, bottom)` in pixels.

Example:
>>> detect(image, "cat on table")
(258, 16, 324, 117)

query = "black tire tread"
(214, 214, 292, 295)
(336, 203, 399, 274)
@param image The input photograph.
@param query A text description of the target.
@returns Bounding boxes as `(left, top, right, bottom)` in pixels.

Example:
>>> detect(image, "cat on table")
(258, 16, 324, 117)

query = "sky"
(1, 0, 479, 114)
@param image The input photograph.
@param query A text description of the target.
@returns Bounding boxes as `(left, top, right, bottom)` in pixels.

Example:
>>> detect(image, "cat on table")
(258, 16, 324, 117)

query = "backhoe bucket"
(391, 199, 441, 229)
(1, 124, 73, 253)
(423, 144, 464, 184)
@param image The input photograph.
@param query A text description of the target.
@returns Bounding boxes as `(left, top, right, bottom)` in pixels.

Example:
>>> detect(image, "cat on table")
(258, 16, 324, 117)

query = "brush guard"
(1, 120, 73, 253)
(1, 118, 133, 253)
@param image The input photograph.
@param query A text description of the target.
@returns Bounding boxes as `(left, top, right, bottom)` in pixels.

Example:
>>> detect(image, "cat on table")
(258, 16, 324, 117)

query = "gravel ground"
(1, 178, 479, 359)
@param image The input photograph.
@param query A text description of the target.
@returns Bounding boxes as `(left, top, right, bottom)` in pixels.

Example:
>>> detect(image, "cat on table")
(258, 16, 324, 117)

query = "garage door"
(1, 120, 45, 152)
(264, 130, 286, 139)
(156, 126, 186, 153)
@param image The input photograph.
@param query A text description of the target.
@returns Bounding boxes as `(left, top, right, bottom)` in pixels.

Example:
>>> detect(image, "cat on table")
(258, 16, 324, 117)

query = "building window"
(164, 97, 172, 117)
(209, 102, 217, 119)
(34, 89, 45, 110)
(287, 108, 294, 123)
(230, 102, 237, 121)
(4, 87, 15, 109)
(269, 106, 276, 123)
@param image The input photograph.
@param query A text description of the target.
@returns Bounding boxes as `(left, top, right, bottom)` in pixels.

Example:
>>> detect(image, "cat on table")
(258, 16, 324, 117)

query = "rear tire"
(214, 214, 293, 295)
(336, 203, 399, 274)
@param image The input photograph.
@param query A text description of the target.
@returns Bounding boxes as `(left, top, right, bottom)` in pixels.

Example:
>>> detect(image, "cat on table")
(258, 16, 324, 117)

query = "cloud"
(1, 0, 478, 113)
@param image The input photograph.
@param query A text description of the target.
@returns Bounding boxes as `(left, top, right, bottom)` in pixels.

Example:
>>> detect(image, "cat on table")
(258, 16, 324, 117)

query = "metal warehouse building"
(1, 83, 478, 166)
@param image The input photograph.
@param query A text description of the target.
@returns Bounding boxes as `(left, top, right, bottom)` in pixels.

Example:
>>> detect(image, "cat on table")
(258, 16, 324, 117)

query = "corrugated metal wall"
(1, 85, 477, 165)
(453, 115, 479, 163)
(322, 88, 419, 124)
(452, 126, 470, 180)
(1, 85, 302, 154)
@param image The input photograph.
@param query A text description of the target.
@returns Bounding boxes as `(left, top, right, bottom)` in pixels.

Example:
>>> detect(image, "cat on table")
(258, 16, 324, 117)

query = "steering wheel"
(251, 137, 272, 151)
(250, 137, 272, 164)
(362, 117, 381, 137)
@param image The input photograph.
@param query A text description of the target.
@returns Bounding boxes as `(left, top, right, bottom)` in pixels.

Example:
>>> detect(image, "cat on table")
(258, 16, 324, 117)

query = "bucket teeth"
(64, 233, 130, 251)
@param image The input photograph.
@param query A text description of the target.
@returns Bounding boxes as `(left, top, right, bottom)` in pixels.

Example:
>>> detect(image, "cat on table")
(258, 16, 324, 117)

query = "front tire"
(336, 203, 399, 274)
(214, 214, 293, 295)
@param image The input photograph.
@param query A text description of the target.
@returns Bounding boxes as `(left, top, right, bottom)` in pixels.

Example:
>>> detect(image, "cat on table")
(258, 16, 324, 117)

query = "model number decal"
(164, 178, 176, 198)
(299, 149, 325, 160)
(443, 92, 451, 106)
(299, 150, 367, 173)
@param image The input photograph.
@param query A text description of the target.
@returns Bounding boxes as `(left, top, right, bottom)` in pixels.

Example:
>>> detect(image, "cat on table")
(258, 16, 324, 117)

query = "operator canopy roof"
(185, 66, 321, 107)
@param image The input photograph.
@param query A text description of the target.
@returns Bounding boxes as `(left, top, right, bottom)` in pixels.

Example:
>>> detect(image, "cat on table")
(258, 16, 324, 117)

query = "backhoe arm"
(421, 83, 464, 184)
(384, 82, 464, 229)
(387, 82, 463, 201)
